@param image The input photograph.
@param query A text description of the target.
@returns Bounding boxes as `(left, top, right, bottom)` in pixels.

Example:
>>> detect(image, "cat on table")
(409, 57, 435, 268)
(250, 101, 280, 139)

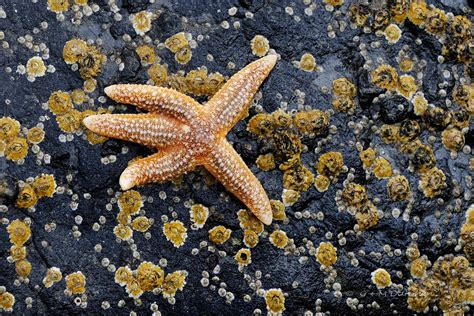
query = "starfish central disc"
(83, 55, 277, 225)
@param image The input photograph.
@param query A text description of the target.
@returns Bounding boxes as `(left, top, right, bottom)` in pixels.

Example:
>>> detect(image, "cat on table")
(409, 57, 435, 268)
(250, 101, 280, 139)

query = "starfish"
(83, 55, 277, 224)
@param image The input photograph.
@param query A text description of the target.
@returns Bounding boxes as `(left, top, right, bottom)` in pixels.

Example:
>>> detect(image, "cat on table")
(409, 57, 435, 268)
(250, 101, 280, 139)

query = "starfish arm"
(203, 138, 272, 225)
(206, 55, 277, 135)
(83, 113, 189, 148)
(104, 84, 200, 122)
(119, 146, 195, 190)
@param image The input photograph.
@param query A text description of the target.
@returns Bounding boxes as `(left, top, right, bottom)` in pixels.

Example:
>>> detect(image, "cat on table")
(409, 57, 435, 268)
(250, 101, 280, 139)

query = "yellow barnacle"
(384, 24, 402, 44)
(118, 190, 143, 215)
(282, 189, 300, 206)
(314, 175, 330, 193)
(78, 47, 106, 79)
(265, 288, 285, 314)
(323, 0, 344, 6)
(442, 128, 465, 152)
(15, 259, 32, 278)
(206, 72, 225, 95)
(65, 271, 86, 295)
(56, 110, 82, 133)
(48, 91, 73, 115)
(371, 64, 399, 91)
(83, 78, 97, 93)
(379, 124, 399, 144)
(0, 291, 15, 312)
(131, 216, 152, 232)
(332, 97, 355, 113)
(356, 202, 379, 230)
(247, 113, 274, 137)
(175, 46, 192, 65)
(43, 267, 62, 287)
(243, 229, 259, 248)
(425, 7, 447, 35)
(269, 230, 288, 249)
(135, 45, 156, 65)
(316, 241, 337, 266)
(74, 0, 88, 5)
(130, 11, 154, 36)
(114, 266, 133, 286)
(293, 110, 329, 135)
(419, 167, 446, 198)
(10, 245, 26, 262)
(0, 117, 20, 141)
(136, 261, 164, 291)
(372, 156, 392, 179)
(27, 127, 45, 144)
(116, 211, 131, 226)
(32, 174, 56, 198)
(342, 183, 368, 207)
(63, 39, 88, 64)
(283, 163, 314, 192)
(270, 199, 286, 221)
(412, 93, 428, 116)
(113, 224, 133, 241)
(163, 220, 187, 248)
(7, 219, 31, 246)
(71, 89, 86, 105)
(185, 68, 208, 96)
(410, 257, 428, 278)
(272, 110, 292, 128)
(250, 35, 270, 57)
(299, 53, 316, 72)
(371, 268, 392, 289)
(387, 175, 411, 201)
(235, 248, 252, 267)
(332, 77, 356, 98)
(411, 144, 436, 173)
(26, 56, 46, 78)
(398, 75, 417, 99)
(399, 57, 413, 72)
(208, 225, 231, 245)
(162, 270, 187, 298)
(408, 1, 428, 26)
(348, 4, 370, 27)
(165, 32, 189, 53)
(147, 64, 168, 86)
(190, 204, 209, 228)
(316, 151, 344, 180)
(360, 147, 376, 169)
(126, 277, 143, 298)
(16, 184, 38, 209)
(237, 209, 264, 235)
(48, 0, 69, 13)
(5, 137, 28, 161)
(256, 153, 276, 171)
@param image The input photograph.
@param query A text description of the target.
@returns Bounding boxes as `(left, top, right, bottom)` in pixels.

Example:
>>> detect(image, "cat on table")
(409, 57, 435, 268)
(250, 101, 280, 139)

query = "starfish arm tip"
(260, 212, 273, 225)
(82, 115, 96, 131)
(104, 85, 114, 97)
(119, 171, 136, 191)
(263, 54, 278, 68)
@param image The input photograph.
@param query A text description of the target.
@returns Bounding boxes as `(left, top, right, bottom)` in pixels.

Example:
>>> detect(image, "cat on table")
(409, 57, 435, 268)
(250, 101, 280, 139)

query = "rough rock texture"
(0, 0, 472, 315)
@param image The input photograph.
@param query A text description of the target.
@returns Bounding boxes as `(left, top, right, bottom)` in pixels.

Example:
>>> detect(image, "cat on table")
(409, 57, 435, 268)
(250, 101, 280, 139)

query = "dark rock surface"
(0, 0, 472, 315)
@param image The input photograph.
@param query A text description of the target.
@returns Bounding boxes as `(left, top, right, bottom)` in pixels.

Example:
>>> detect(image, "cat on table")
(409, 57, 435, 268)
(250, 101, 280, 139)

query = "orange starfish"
(83, 55, 277, 224)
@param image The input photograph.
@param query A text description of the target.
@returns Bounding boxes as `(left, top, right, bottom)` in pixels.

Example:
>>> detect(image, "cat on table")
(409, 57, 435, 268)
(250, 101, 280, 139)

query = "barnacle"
(175, 46, 193, 65)
(419, 167, 446, 198)
(65, 271, 86, 295)
(270, 200, 286, 221)
(271, 110, 292, 128)
(235, 248, 252, 267)
(130, 11, 154, 36)
(332, 97, 354, 113)
(398, 120, 420, 142)
(269, 230, 288, 249)
(348, 4, 370, 27)
(272, 130, 302, 167)
(163, 220, 187, 248)
(442, 128, 465, 152)
(243, 229, 259, 248)
(16, 184, 38, 209)
(299, 53, 316, 72)
(425, 8, 447, 35)
(384, 24, 402, 44)
(147, 64, 168, 86)
(48, 91, 72, 115)
(371, 268, 392, 289)
(371, 64, 399, 91)
(360, 148, 376, 169)
(332, 78, 356, 98)
(389, 0, 408, 23)
(5, 137, 29, 161)
(446, 15, 472, 41)
(265, 288, 286, 314)
(316, 151, 344, 180)
(208, 225, 231, 244)
(63, 39, 88, 64)
(342, 183, 368, 207)
(126, 278, 143, 298)
(0, 117, 20, 141)
(379, 124, 399, 144)
(283, 163, 314, 192)
(407, 1, 428, 26)
(247, 113, 274, 137)
(237, 209, 264, 234)
(399, 57, 414, 72)
(27, 127, 45, 144)
(461, 206, 474, 260)
(387, 175, 411, 201)
(323, 0, 344, 6)
(10, 245, 26, 262)
(26, 56, 46, 78)
(411, 257, 428, 278)
(75, 0, 88, 5)
(78, 47, 106, 79)
(185, 68, 208, 96)
(48, 0, 69, 13)
(32, 174, 56, 198)
(43, 267, 62, 288)
(292, 110, 329, 135)
(56, 109, 82, 133)
(250, 35, 270, 57)
(136, 45, 157, 66)
(165, 32, 189, 53)
(7, 219, 31, 246)
(407, 283, 430, 312)
(114, 266, 133, 287)
(131, 216, 152, 232)
(256, 153, 276, 171)
(0, 291, 15, 312)
(316, 242, 337, 267)
(356, 201, 379, 230)
(118, 190, 143, 215)
(450, 109, 470, 129)
(409, 144, 435, 173)
(397, 75, 417, 99)
(372, 157, 392, 179)
(162, 271, 187, 298)
(113, 224, 133, 241)
(372, 10, 390, 32)
(83, 78, 97, 93)
(412, 93, 428, 116)
(452, 83, 473, 114)
(15, 259, 32, 278)
(136, 261, 164, 291)
(314, 175, 330, 192)
(190, 204, 209, 228)
(206, 72, 226, 95)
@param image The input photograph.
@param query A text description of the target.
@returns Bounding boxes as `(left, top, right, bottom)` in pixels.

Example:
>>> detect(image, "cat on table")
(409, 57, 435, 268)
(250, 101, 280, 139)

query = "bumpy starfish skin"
(83, 55, 277, 224)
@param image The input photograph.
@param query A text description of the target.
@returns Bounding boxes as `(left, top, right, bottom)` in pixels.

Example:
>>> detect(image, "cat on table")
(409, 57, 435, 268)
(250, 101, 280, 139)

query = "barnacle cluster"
(372, 64, 417, 99)
(114, 190, 153, 240)
(0, 117, 45, 162)
(315, 151, 345, 189)
(165, 32, 192, 65)
(342, 183, 379, 230)
(16, 174, 56, 209)
(6, 219, 33, 279)
(42, 267, 63, 288)
(331, 77, 357, 113)
(460, 205, 473, 261)
(63, 39, 106, 79)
